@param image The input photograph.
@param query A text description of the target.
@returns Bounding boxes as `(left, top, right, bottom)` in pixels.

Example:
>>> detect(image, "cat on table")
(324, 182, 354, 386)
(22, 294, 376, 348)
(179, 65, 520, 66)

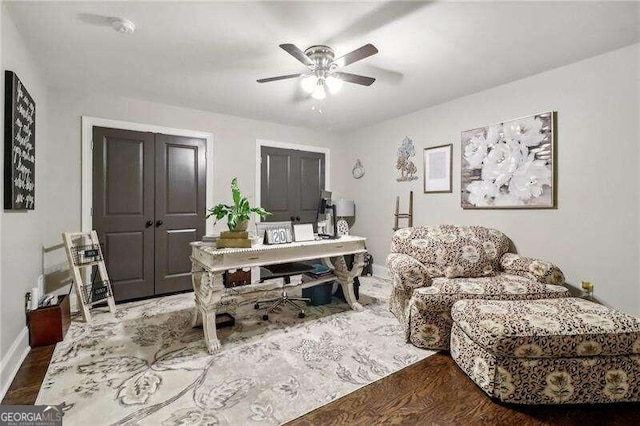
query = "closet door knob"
(145, 220, 153, 228)
(156, 220, 163, 227)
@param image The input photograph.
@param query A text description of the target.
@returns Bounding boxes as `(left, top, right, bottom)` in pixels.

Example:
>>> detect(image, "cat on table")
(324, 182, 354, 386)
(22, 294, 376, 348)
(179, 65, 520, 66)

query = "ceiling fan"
(257, 43, 379, 100)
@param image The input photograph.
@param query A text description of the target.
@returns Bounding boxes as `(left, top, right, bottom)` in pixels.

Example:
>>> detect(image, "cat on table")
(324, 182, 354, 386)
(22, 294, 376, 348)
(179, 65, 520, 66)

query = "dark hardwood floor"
(2, 345, 55, 405)
(287, 353, 640, 425)
(4, 348, 639, 425)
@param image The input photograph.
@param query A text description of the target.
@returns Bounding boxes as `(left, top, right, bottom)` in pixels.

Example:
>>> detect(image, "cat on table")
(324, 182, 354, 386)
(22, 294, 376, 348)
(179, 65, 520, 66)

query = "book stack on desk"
(216, 230, 252, 249)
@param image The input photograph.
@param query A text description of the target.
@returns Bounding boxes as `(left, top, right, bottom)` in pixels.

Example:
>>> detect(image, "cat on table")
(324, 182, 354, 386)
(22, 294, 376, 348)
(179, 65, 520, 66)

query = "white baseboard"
(372, 264, 389, 279)
(0, 327, 30, 401)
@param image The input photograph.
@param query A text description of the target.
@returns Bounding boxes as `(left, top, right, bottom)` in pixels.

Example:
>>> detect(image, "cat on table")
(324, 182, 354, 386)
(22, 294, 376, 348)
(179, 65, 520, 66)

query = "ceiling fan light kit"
(301, 75, 318, 93)
(258, 43, 378, 100)
(310, 79, 327, 100)
(325, 76, 343, 94)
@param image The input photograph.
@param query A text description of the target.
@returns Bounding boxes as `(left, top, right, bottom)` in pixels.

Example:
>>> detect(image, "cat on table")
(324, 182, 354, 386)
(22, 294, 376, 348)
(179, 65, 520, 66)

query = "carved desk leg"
(191, 262, 204, 328)
(323, 253, 365, 311)
(191, 261, 224, 353)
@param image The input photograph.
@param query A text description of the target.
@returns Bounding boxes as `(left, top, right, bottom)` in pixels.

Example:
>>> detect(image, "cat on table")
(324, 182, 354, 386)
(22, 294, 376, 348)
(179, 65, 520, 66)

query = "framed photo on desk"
(265, 227, 293, 244)
(293, 224, 314, 242)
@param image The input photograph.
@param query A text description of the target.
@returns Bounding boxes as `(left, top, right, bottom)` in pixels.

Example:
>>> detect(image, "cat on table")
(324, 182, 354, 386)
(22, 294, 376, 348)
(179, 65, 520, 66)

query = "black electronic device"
(316, 190, 338, 239)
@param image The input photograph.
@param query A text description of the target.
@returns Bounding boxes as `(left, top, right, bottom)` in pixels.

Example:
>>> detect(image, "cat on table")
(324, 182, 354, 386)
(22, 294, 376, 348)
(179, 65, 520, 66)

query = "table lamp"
(335, 199, 355, 236)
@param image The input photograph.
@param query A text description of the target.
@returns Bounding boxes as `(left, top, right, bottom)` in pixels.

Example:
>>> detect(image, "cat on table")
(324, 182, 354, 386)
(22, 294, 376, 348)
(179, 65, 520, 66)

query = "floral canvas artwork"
(461, 112, 555, 208)
(396, 136, 419, 181)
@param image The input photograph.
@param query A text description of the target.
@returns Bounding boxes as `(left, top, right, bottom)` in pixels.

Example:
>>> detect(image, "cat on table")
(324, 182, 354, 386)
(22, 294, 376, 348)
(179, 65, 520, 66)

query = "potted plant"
(206, 178, 270, 231)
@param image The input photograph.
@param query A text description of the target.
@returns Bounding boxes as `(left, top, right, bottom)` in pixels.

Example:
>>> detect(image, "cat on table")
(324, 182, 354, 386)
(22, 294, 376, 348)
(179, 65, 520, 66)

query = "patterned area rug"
(36, 277, 434, 425)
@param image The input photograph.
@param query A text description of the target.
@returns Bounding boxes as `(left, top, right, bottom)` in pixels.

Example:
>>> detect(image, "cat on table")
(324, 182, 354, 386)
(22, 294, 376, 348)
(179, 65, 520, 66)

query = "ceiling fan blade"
(257, 73, 305, 83)
(279, 44, 314, 67)
(333, 72, 376, 86)
(359, 64, 404, 84)
(332, 44, 378, 68)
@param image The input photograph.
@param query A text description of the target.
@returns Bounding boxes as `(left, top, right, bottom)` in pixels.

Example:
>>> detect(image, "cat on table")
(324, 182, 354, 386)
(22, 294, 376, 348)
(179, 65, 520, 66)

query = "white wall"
(0, 4, 49, 394)
(340, 43, 640, 315)
(39, 94, 343, 312)
(37, 97, 347, 325)
(42, 90, 340, 270)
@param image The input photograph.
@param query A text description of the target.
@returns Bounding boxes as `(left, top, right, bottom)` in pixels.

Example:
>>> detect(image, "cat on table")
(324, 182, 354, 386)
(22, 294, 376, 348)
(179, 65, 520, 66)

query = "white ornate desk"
(190, 236, 367, 353)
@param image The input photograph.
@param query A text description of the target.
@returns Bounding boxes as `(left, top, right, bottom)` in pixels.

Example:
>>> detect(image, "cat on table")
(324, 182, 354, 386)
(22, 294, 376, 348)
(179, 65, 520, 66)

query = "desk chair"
(254, 262, 313, 320)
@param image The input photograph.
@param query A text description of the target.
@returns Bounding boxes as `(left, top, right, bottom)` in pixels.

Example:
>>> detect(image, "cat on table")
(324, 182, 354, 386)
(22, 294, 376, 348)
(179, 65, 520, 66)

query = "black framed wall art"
(4, 70, 36, 210)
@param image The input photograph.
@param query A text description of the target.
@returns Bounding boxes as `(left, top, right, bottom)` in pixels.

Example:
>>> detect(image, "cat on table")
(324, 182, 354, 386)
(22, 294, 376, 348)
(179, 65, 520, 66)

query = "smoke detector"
(111, 18, 136, 34)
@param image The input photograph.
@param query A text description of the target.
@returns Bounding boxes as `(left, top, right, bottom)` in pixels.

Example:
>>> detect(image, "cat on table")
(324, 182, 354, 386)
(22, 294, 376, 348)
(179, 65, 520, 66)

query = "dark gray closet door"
(154, 134, 207, 295)
(261, 146, 297, 222)
(92, 127, 155, 301)
(260, 146, 325, 224)
(297, 151, 325, 224)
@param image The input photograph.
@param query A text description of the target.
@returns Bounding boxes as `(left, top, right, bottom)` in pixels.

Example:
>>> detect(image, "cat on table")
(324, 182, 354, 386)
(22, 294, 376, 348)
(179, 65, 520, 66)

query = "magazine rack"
(62, 231, 116, 322)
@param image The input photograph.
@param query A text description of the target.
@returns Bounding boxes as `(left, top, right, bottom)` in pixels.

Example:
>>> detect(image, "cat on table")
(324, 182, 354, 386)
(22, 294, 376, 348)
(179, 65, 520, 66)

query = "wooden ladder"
(62, 231, 116, 322)
(393, 191, 414, 231)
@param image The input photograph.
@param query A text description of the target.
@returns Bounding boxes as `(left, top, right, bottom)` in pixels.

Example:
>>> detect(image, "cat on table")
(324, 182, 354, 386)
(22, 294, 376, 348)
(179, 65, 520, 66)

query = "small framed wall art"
(423, 144, 452, 193)
(396, 136, 419, 182)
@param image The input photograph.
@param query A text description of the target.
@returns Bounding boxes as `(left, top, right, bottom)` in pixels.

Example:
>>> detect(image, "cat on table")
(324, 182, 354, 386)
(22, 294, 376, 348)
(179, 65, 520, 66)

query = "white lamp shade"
(335, 199, 355, 217)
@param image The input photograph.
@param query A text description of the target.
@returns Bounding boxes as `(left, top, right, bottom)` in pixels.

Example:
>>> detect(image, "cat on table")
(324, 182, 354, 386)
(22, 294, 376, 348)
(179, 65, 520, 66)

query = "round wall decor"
(352, 159, 365, 179)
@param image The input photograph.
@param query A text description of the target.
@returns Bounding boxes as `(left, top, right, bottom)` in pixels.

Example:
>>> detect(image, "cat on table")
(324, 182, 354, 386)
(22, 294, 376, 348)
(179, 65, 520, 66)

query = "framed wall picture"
(461, 111, 556, 209)
(423, 144, 452, 193)
(4, 71, 36, 210)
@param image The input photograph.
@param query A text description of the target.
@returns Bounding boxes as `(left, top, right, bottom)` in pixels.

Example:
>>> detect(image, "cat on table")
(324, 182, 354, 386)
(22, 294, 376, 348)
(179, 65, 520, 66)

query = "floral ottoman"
(450, 298, 640, 404)
(407, 274, 570, 350)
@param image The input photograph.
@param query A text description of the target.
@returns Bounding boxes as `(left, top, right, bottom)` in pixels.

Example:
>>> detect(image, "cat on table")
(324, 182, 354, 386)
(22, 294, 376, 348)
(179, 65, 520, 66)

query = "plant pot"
(232, 220, 249, 231)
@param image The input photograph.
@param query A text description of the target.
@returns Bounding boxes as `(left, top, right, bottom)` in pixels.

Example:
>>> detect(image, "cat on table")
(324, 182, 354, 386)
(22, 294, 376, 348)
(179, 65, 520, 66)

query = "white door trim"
(255, 139, 330, 223)
(81, 116, 215, 235)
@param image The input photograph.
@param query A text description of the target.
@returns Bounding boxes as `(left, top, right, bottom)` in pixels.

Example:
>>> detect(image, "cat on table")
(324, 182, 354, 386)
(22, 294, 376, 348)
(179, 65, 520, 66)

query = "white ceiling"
(6, 1, 640, 131)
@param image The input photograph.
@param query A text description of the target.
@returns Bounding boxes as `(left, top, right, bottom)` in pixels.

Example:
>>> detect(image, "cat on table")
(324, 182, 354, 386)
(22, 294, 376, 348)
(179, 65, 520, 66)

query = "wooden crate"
(224, 269, 252, 288)
(28, 294, 71, 347)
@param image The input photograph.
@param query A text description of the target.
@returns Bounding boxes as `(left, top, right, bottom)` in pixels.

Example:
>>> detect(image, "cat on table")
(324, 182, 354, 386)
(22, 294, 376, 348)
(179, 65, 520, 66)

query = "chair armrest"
(500, 253, 566, 285)
(386, 253, 432, 290)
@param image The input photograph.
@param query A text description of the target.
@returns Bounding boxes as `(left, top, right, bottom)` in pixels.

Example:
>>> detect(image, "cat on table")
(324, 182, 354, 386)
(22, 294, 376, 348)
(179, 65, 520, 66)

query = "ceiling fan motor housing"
(304, 45, 337, 76)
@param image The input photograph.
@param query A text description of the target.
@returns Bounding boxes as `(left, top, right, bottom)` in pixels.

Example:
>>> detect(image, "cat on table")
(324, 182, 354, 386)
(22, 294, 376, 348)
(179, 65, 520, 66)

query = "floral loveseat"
(387, 225, 570, 350)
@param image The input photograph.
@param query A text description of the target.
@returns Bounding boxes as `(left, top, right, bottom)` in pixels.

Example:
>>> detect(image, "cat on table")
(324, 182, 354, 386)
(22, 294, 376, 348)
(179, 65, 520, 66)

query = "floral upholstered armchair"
(387, 225, 570, 350)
